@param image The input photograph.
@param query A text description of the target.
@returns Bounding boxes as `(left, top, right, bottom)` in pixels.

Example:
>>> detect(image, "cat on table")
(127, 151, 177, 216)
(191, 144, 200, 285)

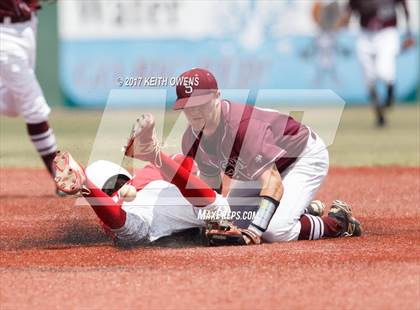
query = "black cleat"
(305, 200, 325, 216)
(328, 200, 362, 237)
(376, 112, 386, 127)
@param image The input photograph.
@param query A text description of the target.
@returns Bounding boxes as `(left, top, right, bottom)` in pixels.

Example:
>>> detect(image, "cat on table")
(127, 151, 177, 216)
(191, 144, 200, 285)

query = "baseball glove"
(205, 220, 261, 246)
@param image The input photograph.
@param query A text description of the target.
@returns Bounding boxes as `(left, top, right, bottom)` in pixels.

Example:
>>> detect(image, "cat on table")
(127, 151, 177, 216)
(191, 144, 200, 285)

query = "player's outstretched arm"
(335, 5, 352, 30)
(259, 164, 283, 201)
(400, 0, 415, 51)
(247, 164, 283, 236)
(205, 164, 283, 246)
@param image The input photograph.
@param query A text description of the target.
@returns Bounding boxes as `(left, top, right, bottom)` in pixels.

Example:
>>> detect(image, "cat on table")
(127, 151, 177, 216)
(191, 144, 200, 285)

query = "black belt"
(0, 14, 32, 24)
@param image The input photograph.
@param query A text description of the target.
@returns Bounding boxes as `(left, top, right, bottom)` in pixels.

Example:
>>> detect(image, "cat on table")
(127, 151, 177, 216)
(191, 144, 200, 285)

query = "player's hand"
(401, 36, 416, 51)
(205, 220, 261, 246)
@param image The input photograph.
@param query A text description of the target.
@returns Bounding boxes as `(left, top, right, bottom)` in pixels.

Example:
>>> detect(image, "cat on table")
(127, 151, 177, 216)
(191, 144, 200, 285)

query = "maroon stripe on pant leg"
(314, 216, 324, 239)
(26, 121, 50, 135)
(298, 214, 313, 240)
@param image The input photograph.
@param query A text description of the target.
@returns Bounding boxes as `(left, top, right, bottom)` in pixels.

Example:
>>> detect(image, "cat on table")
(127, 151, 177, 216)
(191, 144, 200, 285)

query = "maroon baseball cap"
(173, 68, 218, 110)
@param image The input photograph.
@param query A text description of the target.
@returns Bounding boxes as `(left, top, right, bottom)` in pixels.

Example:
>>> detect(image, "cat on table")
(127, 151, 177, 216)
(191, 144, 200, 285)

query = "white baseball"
(118, 184, 137, 202)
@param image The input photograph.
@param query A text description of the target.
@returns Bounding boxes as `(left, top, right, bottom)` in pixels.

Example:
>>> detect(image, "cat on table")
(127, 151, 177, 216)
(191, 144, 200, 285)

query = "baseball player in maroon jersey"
(53, 123, 230, 245)
(161, 68, 362, 246)
(339, 0, 415, 127)
(0, 0, 60, 193)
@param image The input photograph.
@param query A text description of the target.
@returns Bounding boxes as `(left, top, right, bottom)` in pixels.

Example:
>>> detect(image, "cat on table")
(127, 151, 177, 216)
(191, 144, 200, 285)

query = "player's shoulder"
(221, 100, 266, 124)
(221, 101, 272, 141)
(347, 0, 360, 10)
(222, 100, 290, 130)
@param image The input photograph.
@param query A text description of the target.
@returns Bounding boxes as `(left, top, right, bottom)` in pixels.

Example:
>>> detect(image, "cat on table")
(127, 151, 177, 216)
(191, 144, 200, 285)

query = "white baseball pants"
(0, 16, 51, 123)
(112, 180, 230, 243)
(356, 27, 400, 86)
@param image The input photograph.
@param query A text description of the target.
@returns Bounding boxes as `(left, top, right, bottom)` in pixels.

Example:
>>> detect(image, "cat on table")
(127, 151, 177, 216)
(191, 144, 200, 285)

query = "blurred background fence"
(37, 0, 419, 108)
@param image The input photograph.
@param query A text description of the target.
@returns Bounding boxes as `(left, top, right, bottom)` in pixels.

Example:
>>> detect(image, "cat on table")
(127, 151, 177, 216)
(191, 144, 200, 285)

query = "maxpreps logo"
(176, 76, 200, 94)
(196, 209, 256, 221)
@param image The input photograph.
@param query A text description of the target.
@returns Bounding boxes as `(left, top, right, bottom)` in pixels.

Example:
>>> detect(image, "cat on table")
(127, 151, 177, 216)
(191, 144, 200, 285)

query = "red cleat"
(53, 150, 89, 195)
(123, 113, 162, 167)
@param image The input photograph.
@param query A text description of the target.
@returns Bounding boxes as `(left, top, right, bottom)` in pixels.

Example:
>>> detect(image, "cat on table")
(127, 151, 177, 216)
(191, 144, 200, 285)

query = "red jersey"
(182, 100, 310, 181)
(129, 153, 197, 191)
(0, 0, 39, 19)
(130, 164, 163, 191)
(348, 0, 406, 31)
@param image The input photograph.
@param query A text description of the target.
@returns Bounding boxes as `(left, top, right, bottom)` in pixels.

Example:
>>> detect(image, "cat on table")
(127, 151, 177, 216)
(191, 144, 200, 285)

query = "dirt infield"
(1, 167, 419, 309)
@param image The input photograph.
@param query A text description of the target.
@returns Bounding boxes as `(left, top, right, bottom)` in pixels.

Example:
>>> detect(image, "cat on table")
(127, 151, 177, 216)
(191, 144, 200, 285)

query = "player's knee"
(263, 230, 293, 243)
(21, 98, 51, 124)
(0, 90, 19, 117)
(113, 213, 149, 246)
(262, 230, 278, 243)
(377, 67, 395, 84)
(0, 54, 29, 78)
(263, 222, 298, 243)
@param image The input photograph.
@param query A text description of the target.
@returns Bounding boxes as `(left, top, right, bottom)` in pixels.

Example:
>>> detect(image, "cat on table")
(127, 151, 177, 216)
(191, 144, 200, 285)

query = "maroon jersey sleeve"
(348, 0, 357, 11)
(0, 0, 39, 18)
(347, 0, 401, 30)
(239, 120, 287, 180)
(181, 129, 220, 177)
(24, 0, 40, 10)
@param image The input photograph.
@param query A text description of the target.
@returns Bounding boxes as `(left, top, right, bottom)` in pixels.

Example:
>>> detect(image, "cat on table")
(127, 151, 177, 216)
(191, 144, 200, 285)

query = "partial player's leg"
(227, 180, 326, 229)
(208, 133, 338, 246)
(26, 121, 57, 176)
(263, 134, 362, 242)
(374, 28, 400, 109)
(0, 22, 59, 182)
(0, 83, 57, 173)
(136, 179, 230, 242)
(356, 31, 385, 127)
(54, 151, 150, 244)
(54, 151, 126, 228)
(368, 85, 385, 127)
(385, 83, 395, 109)
(24, 17, 58, 178)
(262, 156, 331, 242)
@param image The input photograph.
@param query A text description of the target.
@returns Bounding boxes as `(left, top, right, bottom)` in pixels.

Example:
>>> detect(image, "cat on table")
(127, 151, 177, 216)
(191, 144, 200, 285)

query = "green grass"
(0, 105, 419, 168)
(328, 105, 420, 166)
